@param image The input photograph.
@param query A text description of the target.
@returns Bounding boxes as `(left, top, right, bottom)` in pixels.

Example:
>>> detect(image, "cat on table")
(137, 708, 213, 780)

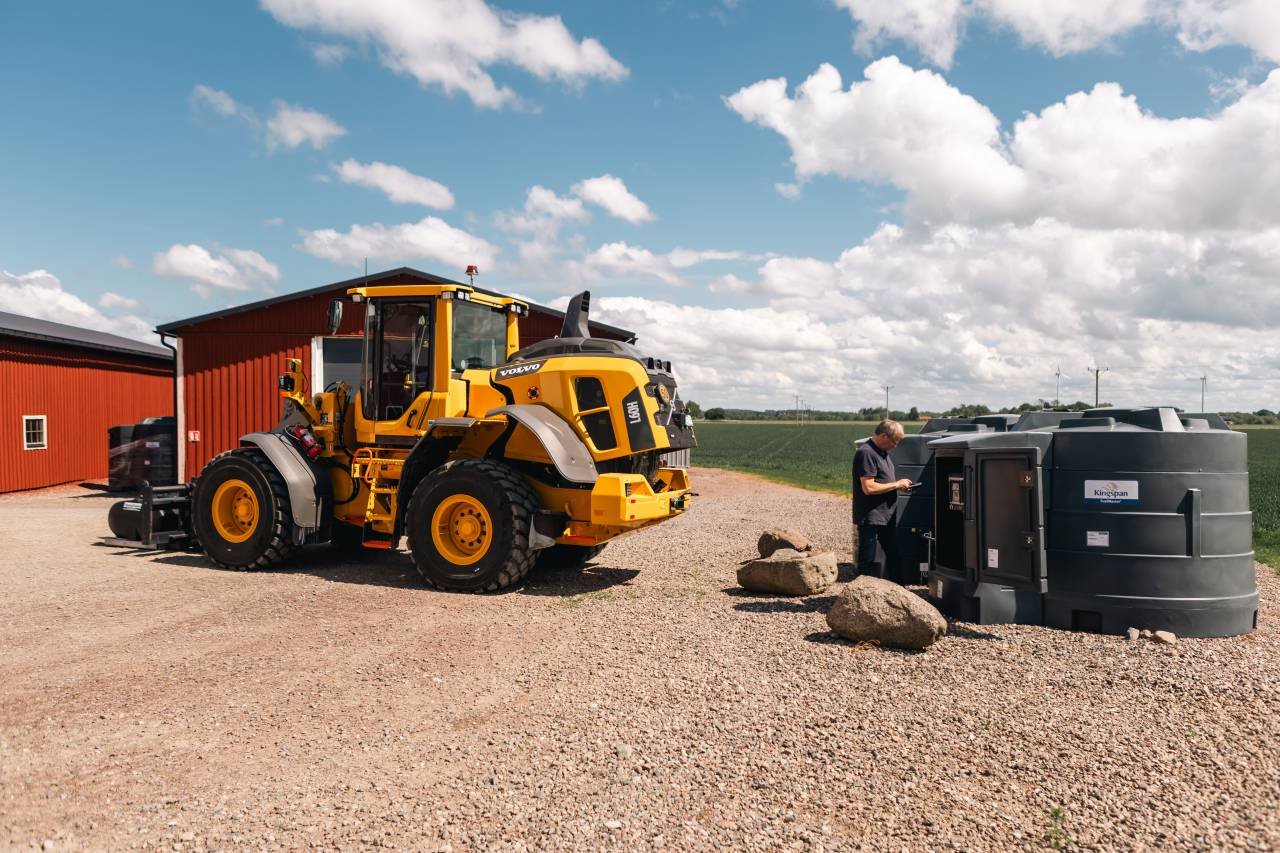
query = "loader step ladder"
(352, 448, 405, 548)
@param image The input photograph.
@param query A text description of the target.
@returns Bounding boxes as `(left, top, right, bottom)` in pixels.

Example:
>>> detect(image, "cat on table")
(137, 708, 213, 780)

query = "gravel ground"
(2, 468, 1278, 851)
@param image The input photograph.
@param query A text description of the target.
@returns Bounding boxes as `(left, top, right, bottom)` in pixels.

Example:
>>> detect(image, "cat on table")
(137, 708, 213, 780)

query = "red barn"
(158, 267, 636, 482)
(0, 311, 173, 493)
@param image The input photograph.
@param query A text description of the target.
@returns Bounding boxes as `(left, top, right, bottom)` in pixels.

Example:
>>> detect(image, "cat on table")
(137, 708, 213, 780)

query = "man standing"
(853, 419, 914, 578)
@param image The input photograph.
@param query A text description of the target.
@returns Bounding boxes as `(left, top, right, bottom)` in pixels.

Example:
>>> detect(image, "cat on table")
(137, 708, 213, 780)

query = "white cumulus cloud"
(310, 42, 350, 66)
(729, 59, 1280, 231)
(728, 58, 1025, 225)
(266, 102, 347, 150)
(591, 63, 1280, 410)
(836, 0, 967, 69)
(576, 221, 1280, 410)
(578, 242, 748, 285)
(260, 0, 628, 109)
(335, 159, 455, 208)
(1, 269, 156, 343)
(299, 216, 499, 270)
(571, 175, 656, 224)
(191, 84, 245, 117)
(1175, 0, 1280, 60)
(835, 0, 1280, 68)
(153, 243, 281, 297)
(99, 291, 143, 312)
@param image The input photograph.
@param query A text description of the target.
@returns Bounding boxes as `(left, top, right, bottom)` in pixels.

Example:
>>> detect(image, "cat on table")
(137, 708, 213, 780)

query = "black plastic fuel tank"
(1043, 408, 1256, 637)
(925, 407, 1257, 638)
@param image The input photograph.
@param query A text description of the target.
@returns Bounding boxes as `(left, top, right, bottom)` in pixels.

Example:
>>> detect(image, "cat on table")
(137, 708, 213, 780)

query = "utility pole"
(1200, 373, 1207, 412)
(1086, 365, 1110, 407)
(1054, 366, 1062, 407)
(882, 385, 893, 420)
(795, 394, 800, 427)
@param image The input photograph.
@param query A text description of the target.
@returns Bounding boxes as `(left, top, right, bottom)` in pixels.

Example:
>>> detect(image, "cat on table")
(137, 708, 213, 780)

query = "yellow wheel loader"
(106, 283, 696, 591)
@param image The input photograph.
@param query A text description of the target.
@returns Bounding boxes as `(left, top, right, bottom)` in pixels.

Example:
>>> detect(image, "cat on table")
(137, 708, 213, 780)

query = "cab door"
(360, 299, 436, 435)
(974, 449, 1046, 591)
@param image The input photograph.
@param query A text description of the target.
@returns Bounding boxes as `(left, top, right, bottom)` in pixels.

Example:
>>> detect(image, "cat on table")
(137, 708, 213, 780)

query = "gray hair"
(874, 419, 904, 438)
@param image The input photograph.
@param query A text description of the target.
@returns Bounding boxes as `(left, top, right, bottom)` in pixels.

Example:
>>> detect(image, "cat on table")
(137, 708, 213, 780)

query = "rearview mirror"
(326, 299, 344, 335)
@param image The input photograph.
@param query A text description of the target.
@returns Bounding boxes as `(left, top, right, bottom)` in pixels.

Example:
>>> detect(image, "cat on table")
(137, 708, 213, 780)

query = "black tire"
(406, 459, 539, 592)
(191, 448, 298, 571)
(536, 543, 606, 570)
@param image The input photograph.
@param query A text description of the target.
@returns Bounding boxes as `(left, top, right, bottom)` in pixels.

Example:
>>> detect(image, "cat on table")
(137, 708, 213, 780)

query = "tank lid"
(1082, 407, 1186, 432)
(1058, 416, 1115, 430)
(1012, 410, 1077, 431)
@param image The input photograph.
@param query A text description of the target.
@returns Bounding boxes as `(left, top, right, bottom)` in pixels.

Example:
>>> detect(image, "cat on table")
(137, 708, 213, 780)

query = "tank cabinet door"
(975, 450, 1046, 590)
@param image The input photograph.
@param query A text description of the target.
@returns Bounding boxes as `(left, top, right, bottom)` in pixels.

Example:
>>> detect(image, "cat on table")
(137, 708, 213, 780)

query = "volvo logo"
(496, 361, 543, 380)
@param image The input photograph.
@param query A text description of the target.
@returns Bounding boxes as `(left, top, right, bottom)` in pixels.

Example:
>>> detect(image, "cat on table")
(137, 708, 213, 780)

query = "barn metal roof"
(0, 310, 172, 361)
(157, 266, 637, 341)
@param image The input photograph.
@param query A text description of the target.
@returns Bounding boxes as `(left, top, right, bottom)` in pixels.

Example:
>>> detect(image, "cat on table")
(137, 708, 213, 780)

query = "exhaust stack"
(559, 291, 591, 338)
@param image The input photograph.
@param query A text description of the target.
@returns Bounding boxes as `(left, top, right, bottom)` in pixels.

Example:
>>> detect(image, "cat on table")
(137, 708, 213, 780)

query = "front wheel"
(405, 459, 540, 592)
(191, 448, 297, 570)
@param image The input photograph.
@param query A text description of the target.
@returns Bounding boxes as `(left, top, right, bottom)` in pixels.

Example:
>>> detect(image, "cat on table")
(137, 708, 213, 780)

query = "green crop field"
(1250, 428, 1280, 568)
(694, 420, 1280, 569)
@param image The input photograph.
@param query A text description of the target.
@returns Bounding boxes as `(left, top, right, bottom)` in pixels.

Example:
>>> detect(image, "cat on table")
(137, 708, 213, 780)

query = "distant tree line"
(692, 401, 1279, 424)
(1222, 410, 1280, 425)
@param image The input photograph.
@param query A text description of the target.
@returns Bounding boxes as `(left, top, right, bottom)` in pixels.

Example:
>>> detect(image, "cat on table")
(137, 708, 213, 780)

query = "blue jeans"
(856, 519, 899, 579)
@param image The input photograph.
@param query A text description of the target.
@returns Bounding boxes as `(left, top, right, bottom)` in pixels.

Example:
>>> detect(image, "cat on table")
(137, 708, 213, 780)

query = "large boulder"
(826, 576, 947, 649)
(737, 549, 837, 596)
(757, 529, 812, 558)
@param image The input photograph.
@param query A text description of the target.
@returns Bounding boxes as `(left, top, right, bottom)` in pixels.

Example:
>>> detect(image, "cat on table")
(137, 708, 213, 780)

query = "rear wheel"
(406, 459, 539, 592)
(536, 543, 606, 570)
(192, 448, 297, 570)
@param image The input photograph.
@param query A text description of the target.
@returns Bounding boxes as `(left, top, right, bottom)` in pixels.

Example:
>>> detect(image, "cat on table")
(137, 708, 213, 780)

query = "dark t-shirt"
(853, 439, 897, 526)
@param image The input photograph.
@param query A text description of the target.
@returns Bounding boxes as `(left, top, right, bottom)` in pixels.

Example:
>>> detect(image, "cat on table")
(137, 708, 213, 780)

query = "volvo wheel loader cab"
(107, 280, 696, 592)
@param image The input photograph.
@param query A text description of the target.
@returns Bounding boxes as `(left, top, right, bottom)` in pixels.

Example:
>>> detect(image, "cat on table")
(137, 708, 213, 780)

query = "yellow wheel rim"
(430, 494, 493, 566)
(211, 478, 259, 543)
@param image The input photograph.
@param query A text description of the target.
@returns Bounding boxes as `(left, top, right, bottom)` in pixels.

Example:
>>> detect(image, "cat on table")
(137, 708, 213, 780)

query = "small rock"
(1126, 627, 1140, 642)
(737, 550, 837, 596)
(1139, 629, 1153, 639)
(826, 576, 947, 649)
(757, 528, 812, 558)
(604, 820, 622, 830)
(1153, 630, 1178, 645)
(615, 743, 634, 760)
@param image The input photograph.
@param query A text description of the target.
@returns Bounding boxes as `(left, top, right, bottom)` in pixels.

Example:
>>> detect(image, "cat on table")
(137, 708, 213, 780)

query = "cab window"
(365, 301, 433, 421)
(452, 299, 507, 371)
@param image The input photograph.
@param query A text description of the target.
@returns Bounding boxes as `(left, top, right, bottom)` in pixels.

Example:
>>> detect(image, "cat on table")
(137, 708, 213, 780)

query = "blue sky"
(2, 1, 1277, 411)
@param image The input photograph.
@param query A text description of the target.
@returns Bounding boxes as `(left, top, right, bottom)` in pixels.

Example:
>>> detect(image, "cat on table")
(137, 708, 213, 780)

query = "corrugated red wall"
(178, 290, 353, 479)
(0, 336, 173, 493)
(176, 278, 631, 481)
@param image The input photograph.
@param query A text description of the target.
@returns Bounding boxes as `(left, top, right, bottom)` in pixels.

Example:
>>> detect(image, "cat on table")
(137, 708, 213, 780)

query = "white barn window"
(23, 415, 47, 450)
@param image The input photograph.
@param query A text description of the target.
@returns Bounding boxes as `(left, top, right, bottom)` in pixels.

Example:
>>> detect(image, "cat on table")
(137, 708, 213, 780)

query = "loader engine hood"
(500, 291, 695, 455)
